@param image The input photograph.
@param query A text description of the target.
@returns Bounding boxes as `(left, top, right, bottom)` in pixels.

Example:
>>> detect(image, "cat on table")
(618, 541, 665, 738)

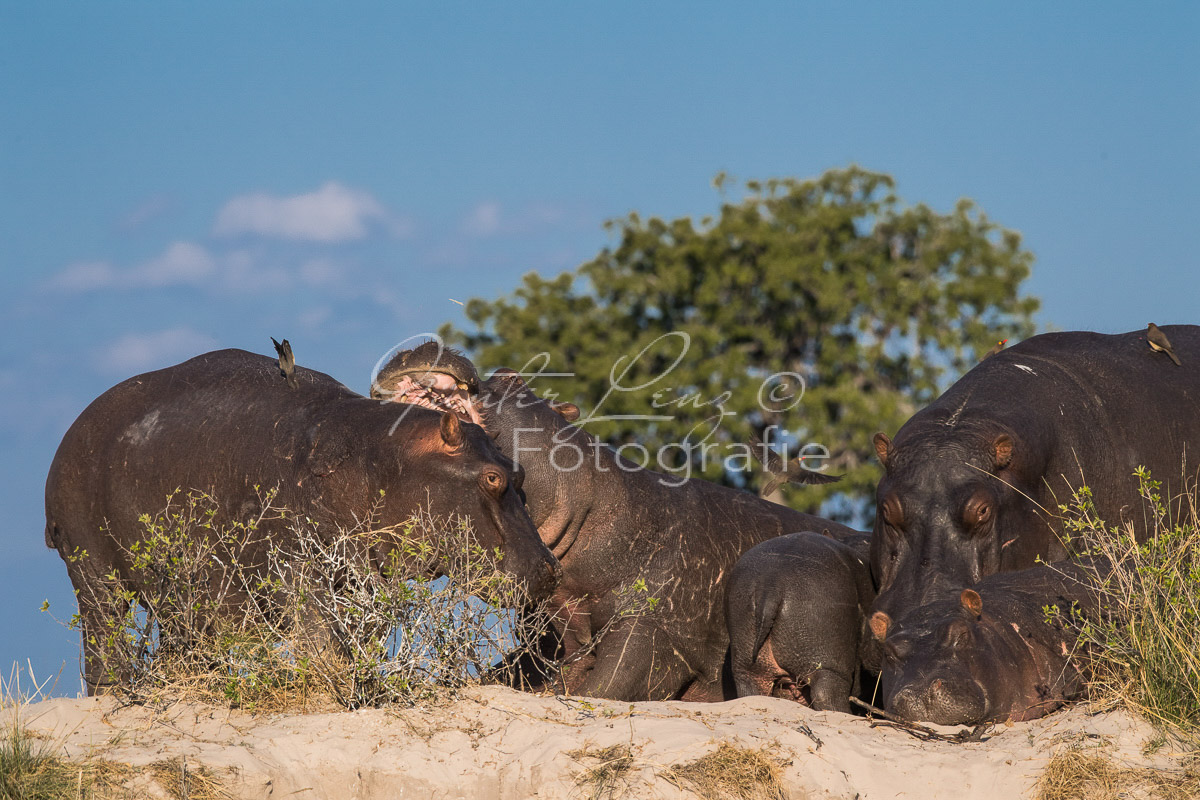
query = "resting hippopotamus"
(45, 349, 558, 694)
(726, 531, 874, 712)
(870, 559, 1102, 725)
(372, 357, 860, 701)
(870, 326, 1200, 622)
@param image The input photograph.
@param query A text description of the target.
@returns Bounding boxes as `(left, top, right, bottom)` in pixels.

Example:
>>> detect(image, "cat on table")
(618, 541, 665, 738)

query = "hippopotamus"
(869, 559, 1103, 725)
(371, 356, 861, 701)
(45, 349, 558, 694)
(726, 531, 874, 712)
(870, 326, 1200, 623)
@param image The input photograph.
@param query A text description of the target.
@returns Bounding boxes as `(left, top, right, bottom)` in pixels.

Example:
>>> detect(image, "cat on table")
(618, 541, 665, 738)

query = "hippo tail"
(44, 521, 57, 550)
(747, 590, 783, 666)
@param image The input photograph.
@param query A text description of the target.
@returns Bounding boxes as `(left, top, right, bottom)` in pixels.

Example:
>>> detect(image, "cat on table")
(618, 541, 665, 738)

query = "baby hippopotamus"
(727, 531, 874, 712)
(870, 559, 1103, 726)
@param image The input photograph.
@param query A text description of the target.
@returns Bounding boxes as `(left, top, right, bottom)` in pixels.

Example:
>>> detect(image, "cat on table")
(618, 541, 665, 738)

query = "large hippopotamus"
(870, 326, 1200, 621)
(870, 559, 1102, 725)
(45, 349, 559, 694)
(372, 353, 860, 702)
(726, 531, 874, 712)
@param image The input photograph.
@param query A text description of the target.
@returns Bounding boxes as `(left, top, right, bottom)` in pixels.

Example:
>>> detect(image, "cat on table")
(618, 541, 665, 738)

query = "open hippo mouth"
(388, 377, 482, 425)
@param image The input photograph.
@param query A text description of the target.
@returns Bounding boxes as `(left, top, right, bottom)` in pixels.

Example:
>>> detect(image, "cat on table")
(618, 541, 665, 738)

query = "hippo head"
(394, 408, 561, 601)
(372, 341, 483, 423)
(869, 424, 1044, 619)
(869, 589, 1058, 725)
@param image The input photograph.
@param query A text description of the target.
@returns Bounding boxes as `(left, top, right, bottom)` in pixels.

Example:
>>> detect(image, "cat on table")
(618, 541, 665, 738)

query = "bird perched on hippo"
(45, 349, 559, 694)
(371, 344, 860, 702)
(869, 326, 1200, 629)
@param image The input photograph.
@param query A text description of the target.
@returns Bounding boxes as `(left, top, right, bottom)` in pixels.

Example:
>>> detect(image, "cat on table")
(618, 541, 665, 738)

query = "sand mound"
(17, 687, 1186, 799)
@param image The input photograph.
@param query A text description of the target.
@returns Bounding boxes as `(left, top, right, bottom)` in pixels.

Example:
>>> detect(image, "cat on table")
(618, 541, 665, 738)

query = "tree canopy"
(441, 166, 1040, 521)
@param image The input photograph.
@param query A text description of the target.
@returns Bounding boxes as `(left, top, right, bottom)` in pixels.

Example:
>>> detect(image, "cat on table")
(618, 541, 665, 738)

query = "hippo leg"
(487, 625, 565, 692)
(733, 637, 794, 699)
(678, 672, 726, 703)
(76, 590, 127, 696)
(570, 617, 690, 701)
(807, 667, 854, 713)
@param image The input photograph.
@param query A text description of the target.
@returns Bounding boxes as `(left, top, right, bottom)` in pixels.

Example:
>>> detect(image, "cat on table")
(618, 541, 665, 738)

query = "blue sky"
(2, 2, 1197, 693)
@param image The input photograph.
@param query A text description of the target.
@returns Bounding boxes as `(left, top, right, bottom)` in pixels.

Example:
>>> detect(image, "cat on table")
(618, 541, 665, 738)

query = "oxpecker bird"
(1147, 324, 1181, 366)
(271, 337, 299, 388)
(982, 339, 1008, 360)
(750, 431, 842, 499)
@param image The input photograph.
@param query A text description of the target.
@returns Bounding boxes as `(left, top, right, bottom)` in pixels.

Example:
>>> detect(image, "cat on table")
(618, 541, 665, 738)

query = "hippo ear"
(550, 401, 580, 422)
(991, 434, 1013, 471)
(868, 611, 891, 641)
(960, 589, 983, 618)
(873, 433, 893, 467)
(440, 411, 465, 448)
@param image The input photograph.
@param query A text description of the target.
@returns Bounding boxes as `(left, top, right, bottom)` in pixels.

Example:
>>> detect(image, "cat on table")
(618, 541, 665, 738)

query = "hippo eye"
(965, 502, 992, 530)
(962, 490, 996, 530)
(480, 470, 507, 496)
(879, 495, 904, 534)
(884, 639, 910, 665)
(946, 619, 972, 649)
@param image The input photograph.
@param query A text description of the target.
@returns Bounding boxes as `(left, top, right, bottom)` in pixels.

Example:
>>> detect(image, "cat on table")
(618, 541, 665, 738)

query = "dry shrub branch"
(63, 489, 556, 711)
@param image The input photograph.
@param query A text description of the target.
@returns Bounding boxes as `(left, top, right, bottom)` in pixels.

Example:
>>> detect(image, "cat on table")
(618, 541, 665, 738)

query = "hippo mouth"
(888, 675, 988, 726)
(390, 379, 482, 425)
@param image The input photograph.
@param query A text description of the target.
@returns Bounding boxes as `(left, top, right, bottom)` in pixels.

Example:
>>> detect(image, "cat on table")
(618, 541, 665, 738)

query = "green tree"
(441, 166, 1039, 521)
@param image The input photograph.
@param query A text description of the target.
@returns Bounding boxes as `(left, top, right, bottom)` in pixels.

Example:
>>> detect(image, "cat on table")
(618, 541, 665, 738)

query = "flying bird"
(271, 337, 299, 388)
(982, 339, 1008, 360)
(749, 431, 842, 498)
(1146, 324, 1181, 366)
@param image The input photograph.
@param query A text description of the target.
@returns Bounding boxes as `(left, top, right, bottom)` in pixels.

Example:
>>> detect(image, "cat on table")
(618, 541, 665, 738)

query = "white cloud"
(127, 241, 216, 286)
(460, 201, 570, 238)
(116, 194, 172, 232)
(213, 182, 390, 242)
(95, 327, 219, 375)
(220, 249, 291, 292)
(298, 258, 344, 287)
(48, 242, 215, 292)
(48, 261, 118, 291)
(463, 201, 502, 237)
(296, 306, 333, 333)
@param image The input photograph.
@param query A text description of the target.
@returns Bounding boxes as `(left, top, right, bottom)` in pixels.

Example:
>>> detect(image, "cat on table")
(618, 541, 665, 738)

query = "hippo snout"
(889, 675, 987, 726)
(522, 553, 562, 601)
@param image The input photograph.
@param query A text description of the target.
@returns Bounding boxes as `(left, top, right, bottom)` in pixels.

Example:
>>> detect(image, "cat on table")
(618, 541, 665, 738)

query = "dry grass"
(661, 741, 789, 800)
(146, 757, 233, 800)
(568, 743, 637, 800)
(1035, 747, 1200, 800)
(0, 665, 204, 800)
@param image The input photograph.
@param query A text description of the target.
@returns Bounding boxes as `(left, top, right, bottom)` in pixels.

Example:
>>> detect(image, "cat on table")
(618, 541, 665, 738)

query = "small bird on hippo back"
(981, 339, 1008, 360)
(271, 337, 299, 388)
(1146, 323, 1181, 366)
